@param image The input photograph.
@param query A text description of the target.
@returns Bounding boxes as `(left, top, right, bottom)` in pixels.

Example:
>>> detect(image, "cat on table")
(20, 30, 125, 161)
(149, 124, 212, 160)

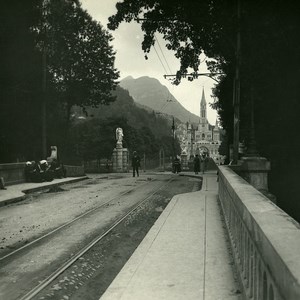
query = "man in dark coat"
(193, 154, 200, 174)
(173, 156, 181, 174)
(132, 151, 141, 177)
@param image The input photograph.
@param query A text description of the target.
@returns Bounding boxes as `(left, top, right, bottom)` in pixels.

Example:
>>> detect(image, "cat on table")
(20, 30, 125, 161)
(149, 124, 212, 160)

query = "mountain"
(120, 76, 200, 124)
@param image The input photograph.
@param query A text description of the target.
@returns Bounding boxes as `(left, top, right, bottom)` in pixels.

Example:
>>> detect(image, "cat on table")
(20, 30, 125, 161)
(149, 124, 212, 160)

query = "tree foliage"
(36, 0, 119, 118)
(108, 0, 235, 84)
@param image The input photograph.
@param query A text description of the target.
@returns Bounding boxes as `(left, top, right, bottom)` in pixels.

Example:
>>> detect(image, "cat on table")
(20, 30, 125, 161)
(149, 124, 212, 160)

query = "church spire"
(200, 87, 207, 120)
(201, 87, 206, 105)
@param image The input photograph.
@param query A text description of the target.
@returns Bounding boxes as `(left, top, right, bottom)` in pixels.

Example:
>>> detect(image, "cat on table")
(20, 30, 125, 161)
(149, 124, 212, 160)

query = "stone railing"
(218, 165, 300, 300)
(0, 163, 85, 185)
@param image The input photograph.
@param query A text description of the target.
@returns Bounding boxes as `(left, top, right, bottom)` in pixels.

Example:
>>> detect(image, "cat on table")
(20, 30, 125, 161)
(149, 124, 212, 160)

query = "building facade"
(179, 89, 223, 164)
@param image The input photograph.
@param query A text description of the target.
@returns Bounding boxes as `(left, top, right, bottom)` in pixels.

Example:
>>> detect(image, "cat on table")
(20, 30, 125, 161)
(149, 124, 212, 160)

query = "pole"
(159, 149, 161, 169)
(172, 117, 175, 160)
(41, 0, 49, 158)
(163, 149, 165, 171)
(42, 48, 47, 158)
(246, 87, 259, 156)
(233, 0, 241, 164)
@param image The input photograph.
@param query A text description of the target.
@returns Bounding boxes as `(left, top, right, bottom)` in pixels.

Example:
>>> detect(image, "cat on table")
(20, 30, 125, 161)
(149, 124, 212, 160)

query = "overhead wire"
(152, 33, 176, 113)
(154, 34, 172, 74)
(153, 44, 168, 75)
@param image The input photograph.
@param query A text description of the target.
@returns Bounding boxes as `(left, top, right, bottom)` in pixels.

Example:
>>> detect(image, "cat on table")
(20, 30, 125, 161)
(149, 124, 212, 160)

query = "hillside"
(72, 86, 177, 139)
(69, 86, 182, 161)
(120, 76, 200, 124)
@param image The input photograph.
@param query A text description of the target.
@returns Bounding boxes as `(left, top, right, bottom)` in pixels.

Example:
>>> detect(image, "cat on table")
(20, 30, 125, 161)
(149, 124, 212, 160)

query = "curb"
(0, 195, 27, 208)
(178, 173, 203, 180)
(0, 176, 89, 208)
(22, 176, 89, 194)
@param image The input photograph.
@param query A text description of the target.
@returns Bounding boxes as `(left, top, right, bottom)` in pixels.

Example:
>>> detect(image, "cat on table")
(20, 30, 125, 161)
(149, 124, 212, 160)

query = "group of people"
(25, 159, 66, 183)
(173, 156, 181, 174)
(193, 153, 209, 174)
(130, 150, 210, 177)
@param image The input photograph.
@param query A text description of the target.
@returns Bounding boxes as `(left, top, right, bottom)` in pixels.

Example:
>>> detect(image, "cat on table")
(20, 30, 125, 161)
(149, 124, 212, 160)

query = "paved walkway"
(0, 176, 88, 207)
(100, 171, 241, 300)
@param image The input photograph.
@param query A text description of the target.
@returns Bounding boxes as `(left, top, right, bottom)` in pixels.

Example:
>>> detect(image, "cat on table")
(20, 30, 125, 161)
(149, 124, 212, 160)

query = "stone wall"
(0, 163, 26, 185)
(64, 165, 85, 177)
(0, 163, 85, 186)
(218, 165, 300, 300)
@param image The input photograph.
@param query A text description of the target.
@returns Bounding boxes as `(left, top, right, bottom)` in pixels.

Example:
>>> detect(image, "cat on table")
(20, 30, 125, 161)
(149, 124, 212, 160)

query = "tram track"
(0, 179, 153, 263)
(0, 176, 176, 300)
(18, 177, 174, 300)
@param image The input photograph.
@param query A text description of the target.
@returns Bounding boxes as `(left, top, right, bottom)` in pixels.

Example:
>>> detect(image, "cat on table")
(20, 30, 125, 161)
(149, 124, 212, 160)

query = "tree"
(0, 0, 43, 162)
(35, 0, 119, 120)
(0, 0, 119, 162)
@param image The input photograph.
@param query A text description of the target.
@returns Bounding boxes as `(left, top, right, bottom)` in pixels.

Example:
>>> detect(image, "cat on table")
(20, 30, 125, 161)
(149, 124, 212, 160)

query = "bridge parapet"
(218, 166, 300, 300)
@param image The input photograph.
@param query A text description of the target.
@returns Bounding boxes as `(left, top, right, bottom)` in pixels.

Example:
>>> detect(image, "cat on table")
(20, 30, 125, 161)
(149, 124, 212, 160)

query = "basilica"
(178, 89, 223, 164)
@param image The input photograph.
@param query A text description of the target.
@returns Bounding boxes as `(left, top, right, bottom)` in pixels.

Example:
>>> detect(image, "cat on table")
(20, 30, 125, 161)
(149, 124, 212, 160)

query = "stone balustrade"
(218, 166, 300, 300)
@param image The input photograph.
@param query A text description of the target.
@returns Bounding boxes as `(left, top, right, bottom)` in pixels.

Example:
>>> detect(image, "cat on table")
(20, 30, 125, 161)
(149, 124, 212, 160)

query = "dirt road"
(0, 173, 201, 300)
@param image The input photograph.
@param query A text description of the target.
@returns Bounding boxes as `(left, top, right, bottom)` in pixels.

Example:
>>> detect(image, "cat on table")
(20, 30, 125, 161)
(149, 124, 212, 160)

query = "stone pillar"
(114, 142, 123, 172)
(112, 148, 117, 172)
(240, 156, 276, 202)
(112, 143, 129, 173)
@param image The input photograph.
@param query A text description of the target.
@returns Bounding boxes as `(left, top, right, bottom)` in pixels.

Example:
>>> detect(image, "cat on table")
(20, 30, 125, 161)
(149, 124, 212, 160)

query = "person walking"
(132, 151, 141, 177)
(173, 155, 181, 174)
(201, 152, 208, 174)
(193, 154, 200, 174)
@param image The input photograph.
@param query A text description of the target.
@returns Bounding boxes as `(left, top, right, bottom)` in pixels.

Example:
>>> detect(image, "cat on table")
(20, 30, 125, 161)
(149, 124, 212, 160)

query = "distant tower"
(199, 88, 208, 133)
(213, 119, 220, 141)
(200, 88, 207, 121)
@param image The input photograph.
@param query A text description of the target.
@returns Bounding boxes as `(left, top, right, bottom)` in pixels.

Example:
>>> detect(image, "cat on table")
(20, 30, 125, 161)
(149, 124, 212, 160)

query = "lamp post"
(41, 0, 50, 158)
(245, 87, 259, 157)
(171, 117, 175, 161)
(232, 0, 241, 164)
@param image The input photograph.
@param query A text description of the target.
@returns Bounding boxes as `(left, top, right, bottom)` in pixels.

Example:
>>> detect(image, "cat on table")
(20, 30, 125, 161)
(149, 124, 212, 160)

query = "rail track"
(15, 177, 173, 300)
(0, 178, 153, 262)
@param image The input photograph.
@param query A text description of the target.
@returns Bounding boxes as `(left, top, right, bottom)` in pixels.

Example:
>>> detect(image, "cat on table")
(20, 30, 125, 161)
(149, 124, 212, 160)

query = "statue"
(116, 127, 124, 144)
(47, 146, 57, 163)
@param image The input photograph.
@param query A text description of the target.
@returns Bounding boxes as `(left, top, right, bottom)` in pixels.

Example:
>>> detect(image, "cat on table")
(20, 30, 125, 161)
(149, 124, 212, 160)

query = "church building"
(180, 88, 222, 163)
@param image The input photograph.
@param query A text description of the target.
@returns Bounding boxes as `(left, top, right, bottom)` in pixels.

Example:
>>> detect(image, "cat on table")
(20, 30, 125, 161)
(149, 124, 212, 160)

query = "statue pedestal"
(112, 143, 129, 173)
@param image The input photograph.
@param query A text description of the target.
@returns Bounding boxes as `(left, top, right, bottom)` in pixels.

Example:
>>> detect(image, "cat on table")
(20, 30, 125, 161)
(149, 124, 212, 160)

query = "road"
(0, 173, 201, 300)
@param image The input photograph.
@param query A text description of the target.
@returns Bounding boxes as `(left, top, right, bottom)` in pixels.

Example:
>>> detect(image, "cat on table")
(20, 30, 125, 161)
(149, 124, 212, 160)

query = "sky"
(80, 0, 218, 125)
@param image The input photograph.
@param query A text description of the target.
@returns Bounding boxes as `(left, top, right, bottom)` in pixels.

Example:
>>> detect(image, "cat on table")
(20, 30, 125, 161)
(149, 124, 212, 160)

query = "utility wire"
(154, 34, 172, 74)
(151, 34, 176, 112)
(153, 44, 168, 75)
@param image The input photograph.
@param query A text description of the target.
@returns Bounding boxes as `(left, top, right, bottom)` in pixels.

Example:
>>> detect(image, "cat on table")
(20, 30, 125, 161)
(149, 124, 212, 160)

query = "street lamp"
(171, 117, 175, 161)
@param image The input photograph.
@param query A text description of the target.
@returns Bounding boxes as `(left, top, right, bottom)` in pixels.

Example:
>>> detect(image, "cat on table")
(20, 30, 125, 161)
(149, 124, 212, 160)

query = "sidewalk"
(0, 176, 88, 207)
(100, 170, 240, 300)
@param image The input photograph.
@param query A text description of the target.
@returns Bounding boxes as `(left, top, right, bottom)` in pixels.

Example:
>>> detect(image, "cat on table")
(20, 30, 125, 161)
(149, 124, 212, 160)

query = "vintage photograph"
(0, 0, 299, 299)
